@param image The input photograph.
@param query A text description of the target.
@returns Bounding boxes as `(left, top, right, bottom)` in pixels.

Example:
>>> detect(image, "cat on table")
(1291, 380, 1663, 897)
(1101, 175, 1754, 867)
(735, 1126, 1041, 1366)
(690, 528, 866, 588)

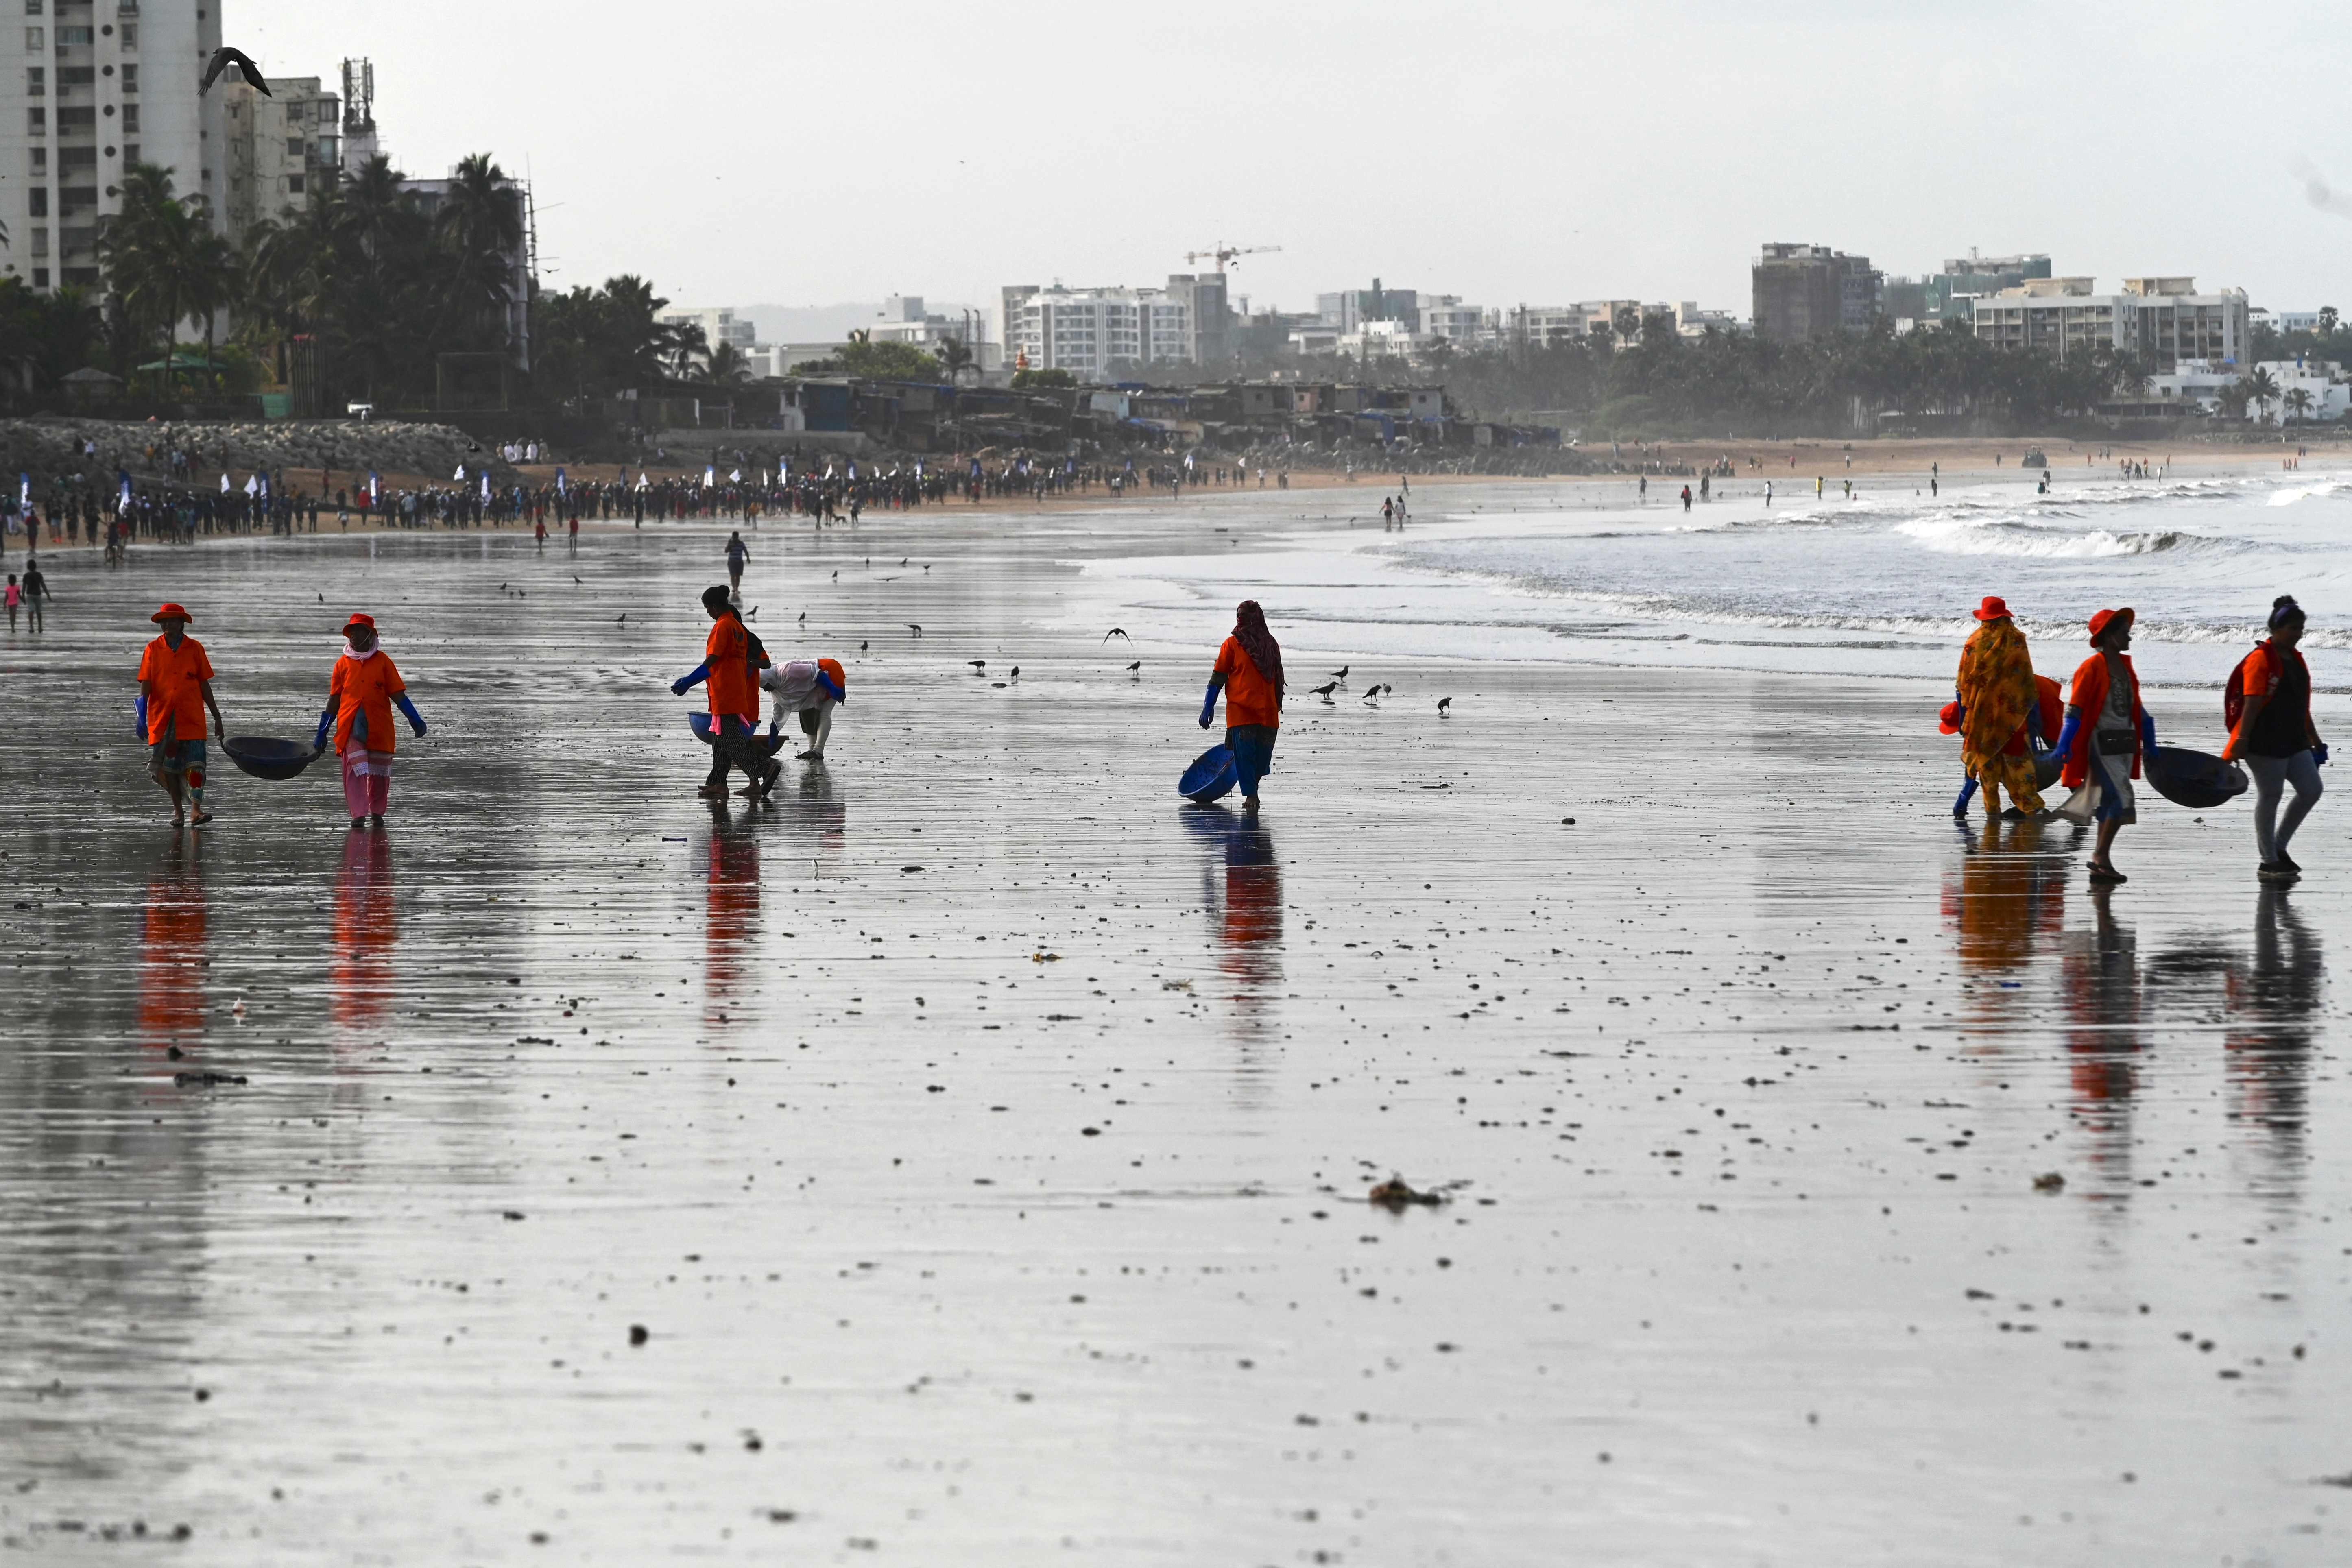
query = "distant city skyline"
(241, 0, 2352, 317)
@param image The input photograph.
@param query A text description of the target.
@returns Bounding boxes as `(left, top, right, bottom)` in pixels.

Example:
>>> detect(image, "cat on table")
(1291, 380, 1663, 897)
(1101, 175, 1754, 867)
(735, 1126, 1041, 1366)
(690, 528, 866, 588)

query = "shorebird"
(1362, 683, 1382, 701)
(860, 640, 869, 652)
(1329, 665, 1350, 680)
(1126, 661, 1142, 674)
(201, 46, 269, 95)
(1309, 681, 1338, 699)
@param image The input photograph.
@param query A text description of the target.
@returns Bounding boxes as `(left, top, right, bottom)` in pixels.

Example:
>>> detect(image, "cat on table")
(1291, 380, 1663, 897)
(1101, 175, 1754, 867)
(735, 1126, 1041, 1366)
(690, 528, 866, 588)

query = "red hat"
(150, 602, 192, 623)
(2087, 606, 2134, 643)
(1938, 700, 1963, 735)
(1973, 595, 2012, 622)
(818, 656, 847, 695)
(343, 612, 377, 634)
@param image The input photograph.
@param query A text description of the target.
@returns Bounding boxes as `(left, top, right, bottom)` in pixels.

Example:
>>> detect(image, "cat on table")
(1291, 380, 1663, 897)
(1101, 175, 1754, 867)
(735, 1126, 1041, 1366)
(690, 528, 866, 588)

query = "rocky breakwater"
(0, 416, 517, 491)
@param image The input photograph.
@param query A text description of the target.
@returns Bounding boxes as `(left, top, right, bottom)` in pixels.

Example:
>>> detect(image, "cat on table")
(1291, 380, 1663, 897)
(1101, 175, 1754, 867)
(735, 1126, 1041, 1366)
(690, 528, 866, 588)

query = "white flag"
(454, 463, 466, 482)
(219, 471, 230, 493)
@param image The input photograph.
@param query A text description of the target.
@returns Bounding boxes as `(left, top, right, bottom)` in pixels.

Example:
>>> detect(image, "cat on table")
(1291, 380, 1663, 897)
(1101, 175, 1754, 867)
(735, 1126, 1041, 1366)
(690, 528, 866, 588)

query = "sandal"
(2087, 862, 2127, 883)
(190, 810, 213, 826)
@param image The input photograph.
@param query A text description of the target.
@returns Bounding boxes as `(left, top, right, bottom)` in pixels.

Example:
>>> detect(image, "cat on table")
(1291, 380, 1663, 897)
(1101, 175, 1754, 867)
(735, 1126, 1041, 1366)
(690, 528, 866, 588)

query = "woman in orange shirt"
(314, 612, 426, 829)
(1199, 600, 1285, 811)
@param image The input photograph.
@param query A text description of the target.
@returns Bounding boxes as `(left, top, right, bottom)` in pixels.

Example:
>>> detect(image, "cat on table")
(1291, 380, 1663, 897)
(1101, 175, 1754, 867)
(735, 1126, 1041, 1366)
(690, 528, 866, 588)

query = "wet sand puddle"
(1, 497, 2348, 1564)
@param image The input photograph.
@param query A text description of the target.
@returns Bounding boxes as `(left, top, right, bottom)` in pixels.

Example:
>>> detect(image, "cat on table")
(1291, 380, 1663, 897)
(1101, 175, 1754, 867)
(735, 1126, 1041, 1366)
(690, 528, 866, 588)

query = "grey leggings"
(2245, 750, 2323, 862)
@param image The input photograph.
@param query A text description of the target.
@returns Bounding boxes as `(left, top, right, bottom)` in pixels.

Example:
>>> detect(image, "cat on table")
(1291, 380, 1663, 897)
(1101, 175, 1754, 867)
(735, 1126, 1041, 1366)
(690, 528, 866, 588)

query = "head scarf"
(1233, 600, 1283, 702)
(2269, 595, 2305, 632)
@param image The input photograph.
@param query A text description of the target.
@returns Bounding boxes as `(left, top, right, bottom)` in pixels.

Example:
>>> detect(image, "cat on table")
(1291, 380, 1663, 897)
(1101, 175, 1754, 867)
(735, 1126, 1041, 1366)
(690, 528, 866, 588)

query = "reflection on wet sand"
(773, 759, 847, 877)
(702, 811, 760, 1023)
(1942, 816, 2073, 1042)
(2225, 892, 2323, 1161)
(1185, 805, 1282, 1045)
(331, 827, 396, 1035)
(2060, 889, 2142, 1178)
(137, 831, 207, 1054)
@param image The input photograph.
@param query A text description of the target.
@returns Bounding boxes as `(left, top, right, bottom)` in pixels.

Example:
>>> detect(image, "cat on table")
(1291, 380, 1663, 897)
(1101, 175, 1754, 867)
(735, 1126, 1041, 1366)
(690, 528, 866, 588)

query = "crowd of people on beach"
(1949, 594, 2324, 886)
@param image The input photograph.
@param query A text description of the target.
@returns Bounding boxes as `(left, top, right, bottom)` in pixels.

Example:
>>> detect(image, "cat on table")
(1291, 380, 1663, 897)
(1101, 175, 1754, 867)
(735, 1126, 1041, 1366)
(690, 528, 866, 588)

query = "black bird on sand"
(908, 624, 924, 638)
(1104, 629, 1130, 643)
(201, 46, 269, 95)
(860, 640, 869, 652)
(1010, 666, 1020, 679)
(797, 611, 806, 623)
(618, 613, 627, 624)
(1437, 696, 1451, 715)
(968, 659, 986, 672)
(1329, 665, 1350, 680)
(572, 574, 582, 584)
(745, 607, 758, 619)
(1382, 683, 1393, 696)
(832, 570, 839, 580)
(1362, 683, 1382, 700)
(1309, 681, 1337, 699)
(1126, 661, 1143, 674)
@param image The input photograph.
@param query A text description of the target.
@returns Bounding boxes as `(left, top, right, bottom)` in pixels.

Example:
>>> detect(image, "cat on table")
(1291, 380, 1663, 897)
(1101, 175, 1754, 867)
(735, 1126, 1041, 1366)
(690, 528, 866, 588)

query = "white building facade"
(2147, 358, 2350, 421)
(222, 75, 338, 246)
(1970, 277, 2250, 369)
(1002, 283, 1193, 379)
(2, 0, 226, 291)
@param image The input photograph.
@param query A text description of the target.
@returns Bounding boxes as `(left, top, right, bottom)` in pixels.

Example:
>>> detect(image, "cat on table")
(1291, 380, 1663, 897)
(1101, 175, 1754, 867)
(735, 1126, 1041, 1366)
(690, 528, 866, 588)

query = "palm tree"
(2320, 305, 2340, 337)
(936, 334, 975, 381)
(2244, 366, 2281, 424)
(703, 341, 754, 386)
(2284, 387, 2314, 425)
(97, 163, 239, 393)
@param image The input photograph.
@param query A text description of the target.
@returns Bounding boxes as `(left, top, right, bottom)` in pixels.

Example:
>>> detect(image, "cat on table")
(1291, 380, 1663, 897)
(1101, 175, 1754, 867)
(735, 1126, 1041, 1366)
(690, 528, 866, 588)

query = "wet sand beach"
(3, 492, 2348, 1564)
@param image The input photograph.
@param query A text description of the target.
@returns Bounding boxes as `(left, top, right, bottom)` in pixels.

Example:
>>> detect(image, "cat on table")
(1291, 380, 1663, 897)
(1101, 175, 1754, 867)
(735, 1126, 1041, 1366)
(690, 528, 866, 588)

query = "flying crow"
(201, 46, 269, 96)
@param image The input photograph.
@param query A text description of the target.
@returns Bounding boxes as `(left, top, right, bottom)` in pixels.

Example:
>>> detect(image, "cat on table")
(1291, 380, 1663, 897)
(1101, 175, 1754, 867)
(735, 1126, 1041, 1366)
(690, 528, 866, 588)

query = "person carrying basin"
(1199, 600, 1284, 812)
(1948, 595, 2052, 820)
(137, 602, 227, 827)
(675, 584, 778, 800)
(316, 613, 426, 830)
(2053, 607, 2155, 884)
(2222, 595, 2326, 885)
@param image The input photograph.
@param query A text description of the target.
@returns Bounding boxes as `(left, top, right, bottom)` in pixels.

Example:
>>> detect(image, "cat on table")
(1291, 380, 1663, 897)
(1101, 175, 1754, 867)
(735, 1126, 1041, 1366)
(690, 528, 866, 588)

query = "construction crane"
(1185, 243, 1281, 274)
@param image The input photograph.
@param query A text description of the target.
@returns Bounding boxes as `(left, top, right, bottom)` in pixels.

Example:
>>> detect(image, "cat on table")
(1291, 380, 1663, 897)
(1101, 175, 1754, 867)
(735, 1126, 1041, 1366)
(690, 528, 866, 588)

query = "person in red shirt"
(136, 602, 227, 826)
(314, 613, 427, 829)
(674, 584, 778, 799)
(2222, 595, 2326, 883)
(2052, 607, 2155, 884)
(1199, 600, 1285, 811)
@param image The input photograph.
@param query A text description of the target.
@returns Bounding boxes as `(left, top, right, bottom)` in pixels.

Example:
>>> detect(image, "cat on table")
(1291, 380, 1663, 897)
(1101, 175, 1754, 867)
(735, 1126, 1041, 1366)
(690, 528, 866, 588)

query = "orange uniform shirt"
(705, 615, 759, 723)
(328, 650, 408, 755)
(1214, 636, 1281, 730)
(137, 634, 214, 743)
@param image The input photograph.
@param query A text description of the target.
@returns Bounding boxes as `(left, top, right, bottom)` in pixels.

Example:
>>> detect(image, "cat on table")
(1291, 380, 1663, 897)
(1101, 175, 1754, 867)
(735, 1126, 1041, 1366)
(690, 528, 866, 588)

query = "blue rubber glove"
(395, 693, 426, 737)
(816, 672, 845, 704)
(2315, 742, 2330, 767)
(1198, 681, 1220, 730)
(672, 661, 710, 697)
(2051, 711, 2082, 761)
(135, 694, 148, 739)
(314, 704, 335, 751)
(2139, 711, 2156, 750)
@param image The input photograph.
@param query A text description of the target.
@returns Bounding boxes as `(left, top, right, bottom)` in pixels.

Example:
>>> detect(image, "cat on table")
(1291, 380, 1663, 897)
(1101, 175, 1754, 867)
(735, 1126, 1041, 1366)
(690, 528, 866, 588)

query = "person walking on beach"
(315, 613, 427, 831)
(2223, 595, 2326, 884)
(21, 557, 46, 632)
(1200, 600, 1284, 812)
(137, 602, 226, 827)
(1764, 480, 1773, 507)
(1680, 484, 1692, 513)
(674, 585, 778, 800)
(4, 573, 17, 630)
(2053, 608, 2154, 884)
(535, 516, 547, 552)
(567, 512, 579, 555)
(726, 531, 750, 595)
(1950, 595, 2049, 819)
(759, 656, 847, 760)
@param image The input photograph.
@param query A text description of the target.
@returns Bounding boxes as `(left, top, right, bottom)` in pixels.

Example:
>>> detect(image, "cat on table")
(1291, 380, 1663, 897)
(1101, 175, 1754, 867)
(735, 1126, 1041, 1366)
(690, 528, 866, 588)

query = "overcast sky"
(244, 0, 2352, 325)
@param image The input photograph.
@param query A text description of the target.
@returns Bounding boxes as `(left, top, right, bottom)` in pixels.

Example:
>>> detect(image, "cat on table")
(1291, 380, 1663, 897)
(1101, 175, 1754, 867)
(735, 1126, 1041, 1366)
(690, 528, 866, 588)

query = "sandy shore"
(1, 496, 2346, 1563)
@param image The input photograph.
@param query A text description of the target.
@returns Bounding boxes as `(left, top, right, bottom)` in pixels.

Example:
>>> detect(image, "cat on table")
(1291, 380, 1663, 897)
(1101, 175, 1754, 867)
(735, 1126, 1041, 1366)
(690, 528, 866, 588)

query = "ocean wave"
(2267, 477, 2352, 507)
(1891, 517, 2241, 559)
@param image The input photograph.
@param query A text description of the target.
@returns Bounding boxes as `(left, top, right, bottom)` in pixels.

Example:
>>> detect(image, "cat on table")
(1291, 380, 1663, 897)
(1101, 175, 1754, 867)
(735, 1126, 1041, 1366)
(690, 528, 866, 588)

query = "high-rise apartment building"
(2, 0, 226, 292)
(1751, 243, 1882, 341)
(222, 75, 338, 245)
(1968, 276, 2249, 370)
(1000, 281, 1198, 378)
